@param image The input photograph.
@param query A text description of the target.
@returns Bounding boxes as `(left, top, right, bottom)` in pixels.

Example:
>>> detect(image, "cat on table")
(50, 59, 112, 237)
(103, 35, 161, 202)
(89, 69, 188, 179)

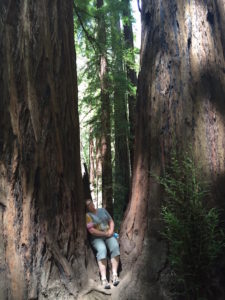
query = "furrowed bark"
(0, 1, 85, 299)
(118, 1, 225, 299)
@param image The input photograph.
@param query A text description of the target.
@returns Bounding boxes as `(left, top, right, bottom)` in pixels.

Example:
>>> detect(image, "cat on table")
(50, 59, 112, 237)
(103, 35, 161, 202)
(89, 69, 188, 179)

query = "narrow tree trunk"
(0, 1, 85, 299)
(89, 131, 95, 199)
(96, 138, 102, 208)
(111, 7, 130, 227)
(82, 163, 92, 200)
(117, 1, 225, 299)
(122, 0, 138, 174)
(97, 0, 113, 216)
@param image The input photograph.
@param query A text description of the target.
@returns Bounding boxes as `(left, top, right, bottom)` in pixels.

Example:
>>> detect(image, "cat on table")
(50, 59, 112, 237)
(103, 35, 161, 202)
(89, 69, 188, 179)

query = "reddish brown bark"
(82, 163, 92, 200)
(118, 1, 225, 299)
(95, 139, 101, 208)
(89, 131, 95, 197)
(0, 1, 85, 299)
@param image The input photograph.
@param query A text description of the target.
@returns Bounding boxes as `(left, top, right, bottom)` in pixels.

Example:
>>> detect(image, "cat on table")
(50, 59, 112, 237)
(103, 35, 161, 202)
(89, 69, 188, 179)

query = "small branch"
(81, 287, 111, 296)
(78, 280, 112, 299)
(74, 4, 100, 52)
(137, 0, 142, 13)
(76, 6, 98, 20)
(80, 107, 96, 123)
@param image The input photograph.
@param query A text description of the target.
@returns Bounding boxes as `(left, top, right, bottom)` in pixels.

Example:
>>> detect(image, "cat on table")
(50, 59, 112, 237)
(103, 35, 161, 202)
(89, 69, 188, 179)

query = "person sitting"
(85, 199, 120, 289)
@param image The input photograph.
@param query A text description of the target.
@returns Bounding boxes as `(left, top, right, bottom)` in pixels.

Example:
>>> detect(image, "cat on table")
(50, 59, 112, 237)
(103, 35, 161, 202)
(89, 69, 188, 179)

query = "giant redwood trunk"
(117, 1, 225, 299)
(0, 1, 86, 299)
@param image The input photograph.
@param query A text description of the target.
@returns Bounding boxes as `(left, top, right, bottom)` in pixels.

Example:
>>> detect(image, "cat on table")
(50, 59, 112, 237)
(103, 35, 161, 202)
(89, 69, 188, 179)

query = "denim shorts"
(90, 236, 120, 261)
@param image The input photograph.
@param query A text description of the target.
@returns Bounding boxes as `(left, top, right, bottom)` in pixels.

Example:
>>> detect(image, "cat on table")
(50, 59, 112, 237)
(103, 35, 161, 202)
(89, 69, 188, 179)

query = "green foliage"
(74, 0, 137, 207)
(154, 150, 225, 299)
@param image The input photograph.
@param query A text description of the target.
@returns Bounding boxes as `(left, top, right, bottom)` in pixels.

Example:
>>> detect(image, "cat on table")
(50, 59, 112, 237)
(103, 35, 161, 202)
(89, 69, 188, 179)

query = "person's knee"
(110, 244, 120, 258)
(96, 244, 107, 261)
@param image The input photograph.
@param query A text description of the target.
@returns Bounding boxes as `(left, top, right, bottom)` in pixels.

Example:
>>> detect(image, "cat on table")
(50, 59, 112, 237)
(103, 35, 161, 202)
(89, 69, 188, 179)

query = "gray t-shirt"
(87, 208, 112, 232)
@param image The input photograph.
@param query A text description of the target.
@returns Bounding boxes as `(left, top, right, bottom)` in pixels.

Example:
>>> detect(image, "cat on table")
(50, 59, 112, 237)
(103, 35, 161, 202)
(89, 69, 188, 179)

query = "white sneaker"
(112, 275, 120, 286)
(102, 279, 111, 289)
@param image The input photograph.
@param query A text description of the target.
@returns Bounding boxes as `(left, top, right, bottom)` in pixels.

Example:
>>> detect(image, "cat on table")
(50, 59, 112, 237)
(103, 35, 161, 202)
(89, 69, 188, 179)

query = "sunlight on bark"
(179, 1, 225, 177)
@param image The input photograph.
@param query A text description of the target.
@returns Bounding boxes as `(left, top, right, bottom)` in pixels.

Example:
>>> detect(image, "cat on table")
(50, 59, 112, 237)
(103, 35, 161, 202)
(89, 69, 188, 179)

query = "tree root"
(77, 279, 112, 299)
(46, 235, 79, 297)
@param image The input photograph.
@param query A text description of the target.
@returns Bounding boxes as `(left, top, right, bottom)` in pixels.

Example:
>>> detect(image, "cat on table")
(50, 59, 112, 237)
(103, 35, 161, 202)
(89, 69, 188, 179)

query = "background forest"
(1, 0, 225, 300)
(75, 0, 139, 229)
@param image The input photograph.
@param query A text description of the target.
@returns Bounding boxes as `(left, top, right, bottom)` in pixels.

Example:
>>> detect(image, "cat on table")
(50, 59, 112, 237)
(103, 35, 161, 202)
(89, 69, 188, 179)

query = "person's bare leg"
(111, 256, 120, 285)
(111, 255, 119, 275)
(98, 259, 110, 288)
(98, 259, 107, 280)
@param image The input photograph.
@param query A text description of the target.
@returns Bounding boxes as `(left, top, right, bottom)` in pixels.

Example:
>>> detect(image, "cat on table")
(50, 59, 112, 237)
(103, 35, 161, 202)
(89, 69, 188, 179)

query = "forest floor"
(77, 273, 131, 300)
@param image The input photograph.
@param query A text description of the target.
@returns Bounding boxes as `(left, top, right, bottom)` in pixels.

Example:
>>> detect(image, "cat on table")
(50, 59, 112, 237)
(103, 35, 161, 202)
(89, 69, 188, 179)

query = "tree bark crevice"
(0, 1, 86, 299)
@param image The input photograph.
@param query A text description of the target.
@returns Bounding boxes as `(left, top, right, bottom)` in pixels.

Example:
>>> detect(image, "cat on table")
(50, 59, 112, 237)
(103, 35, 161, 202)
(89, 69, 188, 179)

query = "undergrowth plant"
(155, 150, 225, 299)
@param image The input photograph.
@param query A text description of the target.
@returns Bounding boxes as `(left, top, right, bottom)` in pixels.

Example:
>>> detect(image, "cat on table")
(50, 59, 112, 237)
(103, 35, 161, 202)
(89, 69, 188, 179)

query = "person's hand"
(105, 230, 113, 238)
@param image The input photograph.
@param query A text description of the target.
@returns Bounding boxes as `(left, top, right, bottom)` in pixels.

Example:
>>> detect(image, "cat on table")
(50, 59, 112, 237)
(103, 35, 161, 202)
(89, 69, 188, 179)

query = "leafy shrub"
(155, 150, 225, 299)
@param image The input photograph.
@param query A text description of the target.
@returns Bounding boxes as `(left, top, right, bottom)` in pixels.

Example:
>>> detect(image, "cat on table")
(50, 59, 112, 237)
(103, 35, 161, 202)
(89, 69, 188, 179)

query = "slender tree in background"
(75, 0, 103, 205)
(122, 0, 138, 174)
(75, 0, 137, 223)
(0, 1, 85, 299)
(118, 1, 225, 299)
(96, 138, 102, 206)
(110, 1, 130, 227)
(75, 0, 110, 207)
(89, 129, 95, 197)
(96, 0, 113, 215)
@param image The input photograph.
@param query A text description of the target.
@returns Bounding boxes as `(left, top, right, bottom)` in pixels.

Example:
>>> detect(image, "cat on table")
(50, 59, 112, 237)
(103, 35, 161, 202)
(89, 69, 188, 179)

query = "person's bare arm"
(107, 219, 114, 236)
(88, 227, 109, 237)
